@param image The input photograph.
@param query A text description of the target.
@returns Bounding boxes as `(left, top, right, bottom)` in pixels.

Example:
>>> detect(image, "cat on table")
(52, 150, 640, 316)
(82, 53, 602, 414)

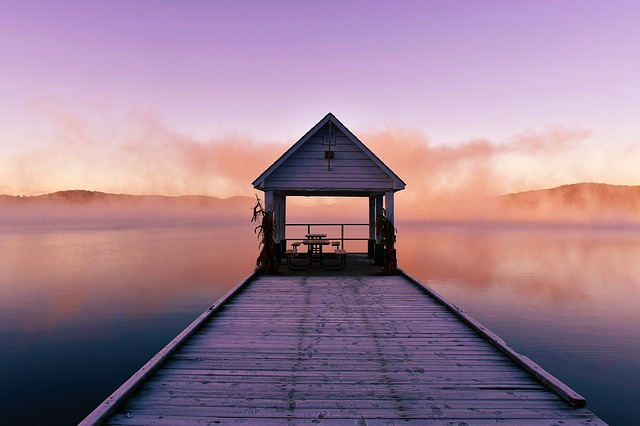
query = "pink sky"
(1, 1, 640, 198)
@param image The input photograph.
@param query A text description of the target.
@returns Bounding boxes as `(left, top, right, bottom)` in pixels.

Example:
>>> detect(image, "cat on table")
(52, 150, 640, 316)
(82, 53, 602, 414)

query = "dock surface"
(93, 267, 603, 425)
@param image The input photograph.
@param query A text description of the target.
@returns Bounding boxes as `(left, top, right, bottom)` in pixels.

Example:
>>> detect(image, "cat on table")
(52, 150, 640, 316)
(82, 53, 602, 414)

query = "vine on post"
(251, 195, 279, 274)
(375, 208, 397, 275)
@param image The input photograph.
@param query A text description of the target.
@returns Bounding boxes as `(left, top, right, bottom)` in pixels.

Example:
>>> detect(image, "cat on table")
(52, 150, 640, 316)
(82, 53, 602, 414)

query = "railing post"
(341, 224, 344, 251)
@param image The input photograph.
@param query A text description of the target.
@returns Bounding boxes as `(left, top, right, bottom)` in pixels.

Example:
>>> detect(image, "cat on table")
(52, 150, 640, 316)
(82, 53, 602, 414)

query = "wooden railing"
(285, 223, 370, 253)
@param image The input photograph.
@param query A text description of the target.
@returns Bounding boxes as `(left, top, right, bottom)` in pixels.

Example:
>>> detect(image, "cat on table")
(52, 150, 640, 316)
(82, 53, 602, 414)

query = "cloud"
(3, 103, 288, 197)
(363, 126, 590, 193)
(11, 101, 638, 224)
(117, 111, 286, 197)
(359, 126, 593, 220)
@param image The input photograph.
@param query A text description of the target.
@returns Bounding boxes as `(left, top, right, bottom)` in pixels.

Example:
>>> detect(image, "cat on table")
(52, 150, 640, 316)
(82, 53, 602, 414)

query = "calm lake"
(1, 218, 639, 424)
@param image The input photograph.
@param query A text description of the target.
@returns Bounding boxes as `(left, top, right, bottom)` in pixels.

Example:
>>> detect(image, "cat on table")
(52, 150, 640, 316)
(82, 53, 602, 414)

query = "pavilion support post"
(374, 195, 384, 265)
(264, 191, 274, 211)
(272, 193, 287, 260)
(368, 196, 375, 258)
(264, 191, 281, 260)
(385, 191, 395, 228)
(385, 191, 396, 271)
(279, 195, 287, 258)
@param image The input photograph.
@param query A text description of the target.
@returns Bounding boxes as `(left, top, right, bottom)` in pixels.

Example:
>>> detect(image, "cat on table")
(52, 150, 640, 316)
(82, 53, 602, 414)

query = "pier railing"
(285, 223, 369, 253)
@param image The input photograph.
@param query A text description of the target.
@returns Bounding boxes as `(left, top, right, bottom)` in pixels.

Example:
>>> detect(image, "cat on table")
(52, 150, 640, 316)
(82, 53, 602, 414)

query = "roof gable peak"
(252, 113, 405, 194)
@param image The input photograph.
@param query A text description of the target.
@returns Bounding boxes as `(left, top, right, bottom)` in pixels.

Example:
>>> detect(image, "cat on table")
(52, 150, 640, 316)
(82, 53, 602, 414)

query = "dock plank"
(87, 273, 603, 425)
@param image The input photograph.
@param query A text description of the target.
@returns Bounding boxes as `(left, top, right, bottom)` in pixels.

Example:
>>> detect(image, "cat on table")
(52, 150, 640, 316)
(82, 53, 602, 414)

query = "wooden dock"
(83, 257, 604, 425)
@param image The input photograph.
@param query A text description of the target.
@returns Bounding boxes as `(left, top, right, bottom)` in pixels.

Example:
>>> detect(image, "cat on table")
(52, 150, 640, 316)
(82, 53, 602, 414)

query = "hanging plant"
(376, 208, 397, 275)
(251, 195, 279, 274)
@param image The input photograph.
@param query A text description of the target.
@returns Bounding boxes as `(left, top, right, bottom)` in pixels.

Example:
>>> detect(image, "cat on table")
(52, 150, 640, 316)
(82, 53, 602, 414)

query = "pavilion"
(252, 112, 405, 263)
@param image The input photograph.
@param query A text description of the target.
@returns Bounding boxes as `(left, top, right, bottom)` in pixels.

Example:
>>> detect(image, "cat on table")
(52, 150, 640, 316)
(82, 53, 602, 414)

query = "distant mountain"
(3, 185, 639, 224)
(0, 190, 254, 208)
(501, 183, 640, 212)
(0, 190, 256, 222)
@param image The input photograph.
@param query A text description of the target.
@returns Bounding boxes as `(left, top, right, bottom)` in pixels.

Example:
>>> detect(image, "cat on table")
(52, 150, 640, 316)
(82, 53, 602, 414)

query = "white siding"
(264, 125, 393, 192)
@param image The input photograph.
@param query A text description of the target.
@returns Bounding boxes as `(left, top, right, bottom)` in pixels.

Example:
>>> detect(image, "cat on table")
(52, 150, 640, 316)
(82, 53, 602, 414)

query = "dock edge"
(398, 268, 587, 408)
(78, 270, 260, 426)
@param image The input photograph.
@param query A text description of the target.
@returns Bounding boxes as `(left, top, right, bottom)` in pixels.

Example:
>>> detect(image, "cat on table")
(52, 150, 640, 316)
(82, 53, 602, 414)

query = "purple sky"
(1, 1, 639, 196)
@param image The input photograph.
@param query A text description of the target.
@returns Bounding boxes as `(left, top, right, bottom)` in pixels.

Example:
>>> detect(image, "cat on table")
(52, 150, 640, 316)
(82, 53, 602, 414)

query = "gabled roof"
(252, 113, 405, 195)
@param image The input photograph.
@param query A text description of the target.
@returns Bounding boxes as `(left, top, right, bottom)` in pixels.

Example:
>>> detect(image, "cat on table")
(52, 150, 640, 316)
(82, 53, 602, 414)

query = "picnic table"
(285, 234, 346, 270)
(303, 233, 329, 257)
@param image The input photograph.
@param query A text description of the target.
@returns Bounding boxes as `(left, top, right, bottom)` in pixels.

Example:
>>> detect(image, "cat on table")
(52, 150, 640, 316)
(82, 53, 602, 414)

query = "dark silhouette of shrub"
(376, 208, 397, 274)
(251, 195, 279, 274)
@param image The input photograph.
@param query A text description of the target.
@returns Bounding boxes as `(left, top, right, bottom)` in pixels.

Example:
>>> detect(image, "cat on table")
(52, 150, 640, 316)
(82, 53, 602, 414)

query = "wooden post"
(272, 193, 287, 259)
(280, 195, 286, 258)
(264, 191, 274, 211)
(385, 191, 395, 228)
(374, 195, 384, 265)
(265, 191, 279, 259)
(368, 196, 375, 258)
(385, 191, 396, 269)
(274, 193, 280, 259)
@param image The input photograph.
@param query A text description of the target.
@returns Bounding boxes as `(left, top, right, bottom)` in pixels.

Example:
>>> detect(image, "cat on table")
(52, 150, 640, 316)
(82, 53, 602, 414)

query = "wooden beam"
(280, 195, 286, 243)
(385, 191, 394, 227)
(368, 197, 375, 258)
(273, 194, 283, 242)
(375, 195, 383, 243)
(374, 195, 384, 265)
(369, 197, 375, 240)
(264, 190, 274, 212)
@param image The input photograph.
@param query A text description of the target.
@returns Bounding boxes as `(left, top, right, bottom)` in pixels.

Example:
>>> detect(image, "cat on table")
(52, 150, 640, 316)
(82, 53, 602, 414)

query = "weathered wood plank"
(163, 358, 518, 368)
(115, 405, 598, 419)
(177, 349, 515, 358)
(121, 395, 572, 409)
(150, 370, 535, 382)
(134, 388, 562, 401)
(142, 382, 543, 392)
(171, 352, 508, 359)
(107, 417, 604, 426)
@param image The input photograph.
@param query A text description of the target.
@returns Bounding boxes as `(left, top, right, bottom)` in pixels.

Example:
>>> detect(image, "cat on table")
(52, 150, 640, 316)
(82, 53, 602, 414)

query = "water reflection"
(398, 222, 640, 304)
(1, 224, 255, 336)
(1, 220, 639, 424)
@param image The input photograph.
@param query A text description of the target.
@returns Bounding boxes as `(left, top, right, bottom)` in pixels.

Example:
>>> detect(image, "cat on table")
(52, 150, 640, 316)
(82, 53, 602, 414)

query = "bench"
(321, 246, 347, 270)
(286, 242, 311, 270)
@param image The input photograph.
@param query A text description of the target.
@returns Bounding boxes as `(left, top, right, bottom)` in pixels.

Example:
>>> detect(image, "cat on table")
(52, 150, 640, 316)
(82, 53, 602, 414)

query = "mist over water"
(1, 217, 639, 424)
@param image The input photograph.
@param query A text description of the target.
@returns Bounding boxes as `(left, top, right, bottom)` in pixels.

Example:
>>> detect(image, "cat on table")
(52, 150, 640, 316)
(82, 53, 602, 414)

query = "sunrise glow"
(1, 1, 639, 207)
